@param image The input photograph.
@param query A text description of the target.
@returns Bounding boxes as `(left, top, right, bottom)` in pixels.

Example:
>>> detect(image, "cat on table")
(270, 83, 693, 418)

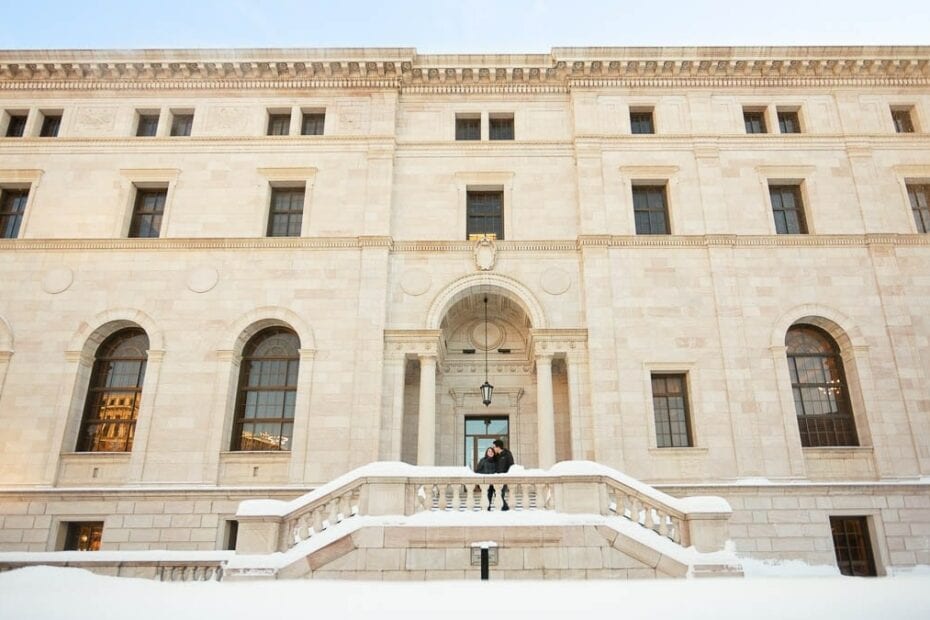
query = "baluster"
(312, 506, 324, 534)
(451, 484, 461, 511)
(528, 483, 537, 509)
(630, 497, 641, 524)
(644, 504, 656, 530)
(338, 492, 350, 522)
(615, 491, 626, 518)
(658, 511, 669, 537)
(511, 483, 521, 510)
(670, 518, 682, 544)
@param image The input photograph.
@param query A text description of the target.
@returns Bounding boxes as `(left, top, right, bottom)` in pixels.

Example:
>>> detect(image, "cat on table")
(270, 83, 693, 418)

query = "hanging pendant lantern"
(481, 295, 494, 407)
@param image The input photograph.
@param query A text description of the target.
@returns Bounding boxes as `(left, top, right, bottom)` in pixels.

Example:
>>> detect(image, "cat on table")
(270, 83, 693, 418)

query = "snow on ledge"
(236, 461, 731, 518)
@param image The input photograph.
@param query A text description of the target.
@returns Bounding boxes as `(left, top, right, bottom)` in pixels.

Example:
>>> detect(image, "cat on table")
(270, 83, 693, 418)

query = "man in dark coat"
(492, 439, 514, 511)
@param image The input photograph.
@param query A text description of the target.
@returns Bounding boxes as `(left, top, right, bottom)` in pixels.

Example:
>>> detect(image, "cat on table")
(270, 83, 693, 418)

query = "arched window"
(786, 325, 858, 447)
(231, 327, 299, 451)
(77, 328, 149, 452)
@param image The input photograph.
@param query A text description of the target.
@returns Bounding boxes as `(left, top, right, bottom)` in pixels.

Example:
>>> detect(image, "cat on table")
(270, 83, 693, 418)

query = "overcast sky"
(2, 0, 929, 51)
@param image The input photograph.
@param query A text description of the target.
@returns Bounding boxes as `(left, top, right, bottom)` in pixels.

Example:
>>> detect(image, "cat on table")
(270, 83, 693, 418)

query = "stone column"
(565, 354, 585, 460)
(536, 353, 556, 469)
(387, 357, 406, 460)
(416, 354, 437, 466)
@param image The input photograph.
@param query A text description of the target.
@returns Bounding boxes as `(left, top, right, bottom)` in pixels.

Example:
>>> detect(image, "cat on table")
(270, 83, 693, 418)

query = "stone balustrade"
(235, 462, 732, 555)
(0, 559, 225, 581)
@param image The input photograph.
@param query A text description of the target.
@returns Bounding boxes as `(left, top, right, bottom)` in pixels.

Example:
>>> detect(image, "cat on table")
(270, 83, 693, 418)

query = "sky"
(1, 0, 928, 52)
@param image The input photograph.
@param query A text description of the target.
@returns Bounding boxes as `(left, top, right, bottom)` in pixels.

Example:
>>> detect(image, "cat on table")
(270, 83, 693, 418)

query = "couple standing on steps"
(474, 439, 515, 511)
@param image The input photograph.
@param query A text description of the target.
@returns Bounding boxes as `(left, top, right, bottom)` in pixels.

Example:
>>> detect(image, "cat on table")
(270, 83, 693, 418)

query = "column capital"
(418, 352, 438, 362)
(534, 352, 555, 363)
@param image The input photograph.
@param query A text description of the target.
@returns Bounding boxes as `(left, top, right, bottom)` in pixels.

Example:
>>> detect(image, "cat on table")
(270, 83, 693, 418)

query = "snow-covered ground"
(1, 566, 929, 619)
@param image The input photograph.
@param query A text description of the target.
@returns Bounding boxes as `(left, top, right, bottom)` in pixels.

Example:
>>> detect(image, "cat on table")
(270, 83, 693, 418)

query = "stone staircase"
(225, 461, 743, 579)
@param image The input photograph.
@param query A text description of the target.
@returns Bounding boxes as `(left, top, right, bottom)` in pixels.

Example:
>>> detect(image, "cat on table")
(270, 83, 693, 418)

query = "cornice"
(1, 47, 928, 91)
(0, 235, 927, 253)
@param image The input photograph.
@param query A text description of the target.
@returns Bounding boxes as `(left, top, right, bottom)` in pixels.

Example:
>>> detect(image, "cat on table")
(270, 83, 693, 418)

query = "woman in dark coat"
(475, 447, 498, 510)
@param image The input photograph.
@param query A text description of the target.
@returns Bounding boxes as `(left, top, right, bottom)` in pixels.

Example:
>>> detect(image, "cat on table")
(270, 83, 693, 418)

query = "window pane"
(267, 188, 304, 237)
(0, 189, 28, 239)
(301, 113, 325, 135)
(268, 114, 290, 136)
(456, 117, 480, 140)
(786, 326, 857, 447)
(136, 114, 159, 137)
(6, 115, 27, 137)
(630, 112, 654, 134)
(233, 328, 299, 451)
(489, 117, 514, 140)
(170, 114, 193, 136)
(632, 186, 669, 234)
(466, 190, 503, 239)
(129, 189, 167, 238)
(651, 374, 692, 447)
(40, 115, 61, 137)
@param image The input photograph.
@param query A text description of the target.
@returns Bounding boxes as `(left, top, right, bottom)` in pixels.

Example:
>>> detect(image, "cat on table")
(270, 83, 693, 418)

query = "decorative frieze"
(1, 47, 928, 91)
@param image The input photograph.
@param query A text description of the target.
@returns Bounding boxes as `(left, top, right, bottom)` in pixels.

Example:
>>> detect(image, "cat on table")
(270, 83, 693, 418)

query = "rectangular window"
(769, 185, 808, 234)
(907, 184, 930, 233)
(5, 113, 27, 137)
(630, 109, 655, 134)
(267, 112, 291, 136)
(455, 115, 481, 141)
(830, 516, 877, 577)
(136, 113, 159, 137)
(0, 189, 29, 238)
(466, 190, 503, 240)
(489, 115, 514, 140)
(63, 522, 104, 551)
(170, 113, 194, 137)
(651, 374, 693, 448)
(632, 185, 670, 234)
(267, 187, 304, 237)
(128, 188, 167, 238)
(225, 520, 239, 551)
(744, 109, 767, 134)
(777, 110, 801, 134)
(891, 108, 915, 134)
(39, 113, 61, 137)
(301, 112, 325, 136)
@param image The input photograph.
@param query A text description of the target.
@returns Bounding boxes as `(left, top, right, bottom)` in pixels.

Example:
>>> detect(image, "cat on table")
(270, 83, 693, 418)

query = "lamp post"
(481, 295, 494, 407)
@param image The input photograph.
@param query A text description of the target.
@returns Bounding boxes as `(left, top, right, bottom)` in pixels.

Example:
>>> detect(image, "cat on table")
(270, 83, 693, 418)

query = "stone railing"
(0, 558, 225, 581)
(236, 462, 732, 554)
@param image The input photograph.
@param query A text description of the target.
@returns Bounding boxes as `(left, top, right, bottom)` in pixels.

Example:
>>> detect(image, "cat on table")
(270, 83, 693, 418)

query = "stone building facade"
(0, 46, 928, 577)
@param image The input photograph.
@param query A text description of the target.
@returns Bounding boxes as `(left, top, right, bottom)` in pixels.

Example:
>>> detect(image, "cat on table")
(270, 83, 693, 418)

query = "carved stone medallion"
(474, 237, 497, 271)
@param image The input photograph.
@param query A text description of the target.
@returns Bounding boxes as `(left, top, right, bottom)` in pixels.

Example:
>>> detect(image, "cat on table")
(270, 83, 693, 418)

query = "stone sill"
(218, 451, 291, 462)
(802, 446, 874, 458)
(647, 447, 710, 457)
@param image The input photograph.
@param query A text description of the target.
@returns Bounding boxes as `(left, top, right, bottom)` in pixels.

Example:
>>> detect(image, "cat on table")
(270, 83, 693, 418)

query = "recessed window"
(455, 114, 481, 141)
(301, 111, 325, 136)
(632, 185, 670, 234)
(651, 374, 693, 448)
(170, 112, 194, 137)
(39, 113, 62, 137)
(489, 115, 514, 140)
(466, 189, 503, 240)
(231, 327, 300, 451)
(769, 185, 808, 234)
(830, 516, 877, 577)
(744, 109, 767, 134)
(267, 112, 291, 136)
(136, 113, 159, 137)
(907, 184, 930, 233)
(891, 107, 916, 134)
(5, 113, 27, 137)
(777, 110, 801, 134)
(786, 325, 857, 447)
(63, 522, 104, 551)
(77, 328, 149, 452)
(267, 187, 304, 237)
(630, 109, 655, 134)
(129, 188, 167, 238)
(0, 188, 29, 239)
(225, 520, 239, 551)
